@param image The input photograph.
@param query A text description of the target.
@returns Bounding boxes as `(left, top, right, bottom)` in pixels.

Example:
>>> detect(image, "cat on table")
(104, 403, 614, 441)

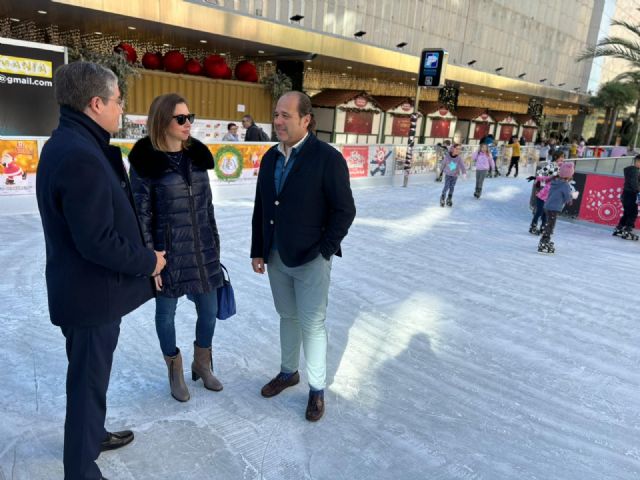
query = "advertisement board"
(0, 38, 67, 136)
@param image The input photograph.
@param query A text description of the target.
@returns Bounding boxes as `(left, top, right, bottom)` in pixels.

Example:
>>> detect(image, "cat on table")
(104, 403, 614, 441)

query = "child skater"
(538, 161, 579, 254)
(440, 143, 466, 207)
(472, 143, 495, 198)
(612, 154, 640, 240)
(528, 151, 564, 234)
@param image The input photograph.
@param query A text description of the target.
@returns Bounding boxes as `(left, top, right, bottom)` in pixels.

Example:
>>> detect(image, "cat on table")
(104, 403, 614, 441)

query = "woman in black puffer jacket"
(129, 93, 224, 402)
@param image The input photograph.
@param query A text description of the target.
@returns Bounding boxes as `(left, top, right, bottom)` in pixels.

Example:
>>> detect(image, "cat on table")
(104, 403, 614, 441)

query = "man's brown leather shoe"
(305, 391, 325, 422)
(261, 371, 300, 397)
(100, 430, 134, 452)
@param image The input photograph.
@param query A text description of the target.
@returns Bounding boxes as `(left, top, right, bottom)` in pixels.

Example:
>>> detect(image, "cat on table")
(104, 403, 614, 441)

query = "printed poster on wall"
(0, 139, 39, 195)
(344, 112, 373, 135)
(368, 145, 393, 176)
(391, 116, 412, 137)
(499, 125, 514, 141)
(430, 119, 450, 138)
(474, 122, 490, 139)
(522, 126, 536, 143)
(578, 174, 640, 228)
(341, 145, 368, 178)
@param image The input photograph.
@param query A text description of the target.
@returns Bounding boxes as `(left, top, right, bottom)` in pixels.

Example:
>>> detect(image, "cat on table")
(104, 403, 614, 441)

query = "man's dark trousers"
(618, 192, 639, 229)
(61, 320, 121, 480)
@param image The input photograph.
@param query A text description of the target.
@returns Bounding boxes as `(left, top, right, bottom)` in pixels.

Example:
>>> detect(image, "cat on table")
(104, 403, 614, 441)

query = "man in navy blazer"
(36, 62, 166, 480)
(251, 91, 356, 422)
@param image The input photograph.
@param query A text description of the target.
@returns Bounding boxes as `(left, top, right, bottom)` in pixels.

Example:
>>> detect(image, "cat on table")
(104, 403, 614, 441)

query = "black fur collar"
(128, 136, 214, 178)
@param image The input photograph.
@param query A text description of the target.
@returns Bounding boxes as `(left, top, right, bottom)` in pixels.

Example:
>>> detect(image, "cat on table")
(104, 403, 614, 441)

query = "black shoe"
(261, 371, 300, 397)
(100, 430, 134, 452)
(305, 390, 325, 422)
(446, 197, 452, 207)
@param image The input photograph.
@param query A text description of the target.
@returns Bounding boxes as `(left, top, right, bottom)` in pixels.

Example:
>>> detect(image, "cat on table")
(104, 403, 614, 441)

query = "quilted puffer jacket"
(129, 136, 223, 298)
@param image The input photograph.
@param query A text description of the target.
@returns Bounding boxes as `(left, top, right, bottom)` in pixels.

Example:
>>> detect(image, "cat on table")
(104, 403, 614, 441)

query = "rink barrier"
(0, 135, 627, 197)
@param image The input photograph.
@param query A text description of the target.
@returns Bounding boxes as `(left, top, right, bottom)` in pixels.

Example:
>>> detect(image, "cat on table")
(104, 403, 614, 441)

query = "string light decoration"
(438, 83, 459, 112)
(528, 97, 544, 123)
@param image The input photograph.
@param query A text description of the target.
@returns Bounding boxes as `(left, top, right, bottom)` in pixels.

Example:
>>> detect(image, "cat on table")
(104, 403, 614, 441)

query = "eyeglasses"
(173, 114, 195, 125)
(102, 96, 124, 108)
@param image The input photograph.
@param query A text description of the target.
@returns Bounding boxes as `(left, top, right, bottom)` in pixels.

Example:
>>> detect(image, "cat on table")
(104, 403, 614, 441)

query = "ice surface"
(1, 176, 639, 479)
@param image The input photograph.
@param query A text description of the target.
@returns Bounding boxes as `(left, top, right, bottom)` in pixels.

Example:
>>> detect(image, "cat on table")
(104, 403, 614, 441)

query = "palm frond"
(577, 44, 640, 66)
(610, 19, 640, 39)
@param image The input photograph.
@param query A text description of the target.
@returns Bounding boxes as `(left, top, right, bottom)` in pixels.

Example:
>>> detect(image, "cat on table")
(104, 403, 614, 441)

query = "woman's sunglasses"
(173, 114, 195, 125)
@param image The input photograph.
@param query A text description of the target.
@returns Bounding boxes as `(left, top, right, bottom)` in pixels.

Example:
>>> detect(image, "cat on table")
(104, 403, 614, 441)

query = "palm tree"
(613, 71, 640, 148)
(577, 20, 640, 67)
(590, 81, 636, 144)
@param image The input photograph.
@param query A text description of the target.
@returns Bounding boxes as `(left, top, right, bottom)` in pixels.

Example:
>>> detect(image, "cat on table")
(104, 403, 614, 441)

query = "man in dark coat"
(242, 114, 265, 141)
(36, 61, 166, 480)
(251, 91, 356, 422)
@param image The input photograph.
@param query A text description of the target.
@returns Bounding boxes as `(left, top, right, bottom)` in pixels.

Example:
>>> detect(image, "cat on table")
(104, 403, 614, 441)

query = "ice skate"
(440, 195, 445, 207)
(528, 224, 539, 235)
(620, 228, 639, 241)
(612, 226, 623, 237)
(537, 241, 555, 254)
(446, 196, 453, 207)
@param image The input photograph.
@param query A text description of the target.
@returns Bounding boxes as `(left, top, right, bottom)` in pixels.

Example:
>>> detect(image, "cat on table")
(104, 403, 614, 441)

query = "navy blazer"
(36, 107, 156, 327)
(251, 134, 356, 267)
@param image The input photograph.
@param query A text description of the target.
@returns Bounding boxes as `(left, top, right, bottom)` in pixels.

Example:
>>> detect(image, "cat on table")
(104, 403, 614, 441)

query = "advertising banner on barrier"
(208, 143, 272, 183)
(0, 139, 39, 195)
(341, 146, 369, 178)
(578, 174, 640, 228)
(0, 38, 66, 136)
(368, 145, 393, 177)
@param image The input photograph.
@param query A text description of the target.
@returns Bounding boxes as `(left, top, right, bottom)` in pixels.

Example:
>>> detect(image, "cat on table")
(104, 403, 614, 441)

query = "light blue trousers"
(267, 250, 332, 390)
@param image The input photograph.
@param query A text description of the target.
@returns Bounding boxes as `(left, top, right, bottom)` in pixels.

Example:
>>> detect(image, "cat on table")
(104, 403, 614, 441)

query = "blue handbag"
(216, 264, 236, 320)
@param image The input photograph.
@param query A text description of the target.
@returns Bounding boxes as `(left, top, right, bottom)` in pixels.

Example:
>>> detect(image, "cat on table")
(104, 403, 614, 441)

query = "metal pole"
(403, 85, 421, 187)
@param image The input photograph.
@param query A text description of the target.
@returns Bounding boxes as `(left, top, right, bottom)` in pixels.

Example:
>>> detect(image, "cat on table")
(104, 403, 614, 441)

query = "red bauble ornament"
(204, 54, 226, 68)
(204, 61, 228, 79)
(141, 52, 163, 70)
(114, 42, 137, 63)
(222, 65, 233, 80)
(203, 55, 228, 79)
(234, 60, 258, 82)
(185, 58, 203, 76)
(163, 50, 186, 73)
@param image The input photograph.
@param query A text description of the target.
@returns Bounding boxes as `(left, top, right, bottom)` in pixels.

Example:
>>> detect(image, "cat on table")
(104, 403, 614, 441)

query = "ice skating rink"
(1, 176, 638, 479)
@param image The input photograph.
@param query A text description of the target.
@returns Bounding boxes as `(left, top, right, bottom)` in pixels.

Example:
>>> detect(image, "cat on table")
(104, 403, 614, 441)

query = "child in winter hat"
(527, 152, 565, 235)
(538, 161, 578, 253)
(558, 161, 574, 179)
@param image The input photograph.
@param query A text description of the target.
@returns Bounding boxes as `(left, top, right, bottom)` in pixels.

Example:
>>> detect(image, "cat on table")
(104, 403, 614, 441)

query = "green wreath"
(214, 146, 243, 181)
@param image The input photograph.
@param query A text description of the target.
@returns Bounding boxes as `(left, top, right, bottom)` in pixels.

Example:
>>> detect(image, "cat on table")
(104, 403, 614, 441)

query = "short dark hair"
(54, 61, 118, 112)
(227, 122, 237, 130)
(634, 154, 640, 162)
(147, 93, 189, 151)
(281, 91, 315, 131)
(242, 115, 254, 123)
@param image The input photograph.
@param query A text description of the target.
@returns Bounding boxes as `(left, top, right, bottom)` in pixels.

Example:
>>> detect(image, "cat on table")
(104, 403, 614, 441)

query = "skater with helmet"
(538, 161, 579, 254)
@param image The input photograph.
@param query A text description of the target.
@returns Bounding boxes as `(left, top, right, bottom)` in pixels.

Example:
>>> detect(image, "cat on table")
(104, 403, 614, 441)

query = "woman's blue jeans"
(155, 291, 218, 356)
